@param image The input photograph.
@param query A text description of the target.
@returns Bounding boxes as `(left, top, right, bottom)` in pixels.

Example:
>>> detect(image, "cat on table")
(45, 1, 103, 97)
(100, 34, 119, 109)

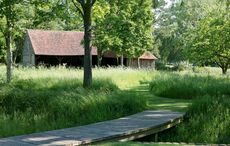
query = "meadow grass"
(148, 71, 230, 144)
(1, 65, 229, 144)
(0, 65, 154, 138)
(0, 66, 154, 89)
(157, 95, 230, 144)
(149, 72, 230, 99)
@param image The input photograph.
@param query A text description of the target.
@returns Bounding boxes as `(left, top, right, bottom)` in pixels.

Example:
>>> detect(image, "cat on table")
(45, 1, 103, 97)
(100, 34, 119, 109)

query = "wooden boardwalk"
(0, 110, 185, 146)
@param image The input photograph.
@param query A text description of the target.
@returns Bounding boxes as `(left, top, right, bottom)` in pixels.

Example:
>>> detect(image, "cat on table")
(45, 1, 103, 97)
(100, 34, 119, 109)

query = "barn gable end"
(22, 33, 35, 66)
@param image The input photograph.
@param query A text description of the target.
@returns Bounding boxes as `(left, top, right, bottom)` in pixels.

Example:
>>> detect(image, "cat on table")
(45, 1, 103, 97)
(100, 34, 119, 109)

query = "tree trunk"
(83, 5, 93, 88)
(222, 66, 228, 74)
(128, 58, 131, 67)
(137, 58, 140, 69)
(120, 55, 124, 67)
(6, 31, 13, 83)
(97, 50, 102, 67)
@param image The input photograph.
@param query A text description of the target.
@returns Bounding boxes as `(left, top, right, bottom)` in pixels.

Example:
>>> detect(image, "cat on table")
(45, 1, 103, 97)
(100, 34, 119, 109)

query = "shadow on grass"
(124, 84, 192, 112)
(0, 78, 147, 138)
(0, 78, 191, 138)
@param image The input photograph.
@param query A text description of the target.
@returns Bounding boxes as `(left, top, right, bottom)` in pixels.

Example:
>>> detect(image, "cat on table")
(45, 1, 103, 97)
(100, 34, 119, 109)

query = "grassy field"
(149, 72, 230, 99)
(0, 66, 155, 137)
(149, 71, 230, 144)
(0, 65, 229, 144)
(1, 65, 187, 138)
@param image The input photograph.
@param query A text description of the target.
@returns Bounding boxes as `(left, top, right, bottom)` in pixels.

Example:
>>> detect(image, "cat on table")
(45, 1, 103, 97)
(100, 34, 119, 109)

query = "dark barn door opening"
(35, 55, 98, 68)
(101, 57, 118, 66)
(101, 57, 128, 67)
(35, 55, 83, 67)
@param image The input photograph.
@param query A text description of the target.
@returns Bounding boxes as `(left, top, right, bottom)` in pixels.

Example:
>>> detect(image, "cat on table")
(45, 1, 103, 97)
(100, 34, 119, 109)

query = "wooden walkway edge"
(0, 110, 185, 146)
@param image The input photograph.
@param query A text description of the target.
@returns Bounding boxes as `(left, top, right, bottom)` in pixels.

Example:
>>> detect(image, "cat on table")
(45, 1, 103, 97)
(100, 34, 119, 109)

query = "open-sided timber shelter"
(22, 30, 157, 68)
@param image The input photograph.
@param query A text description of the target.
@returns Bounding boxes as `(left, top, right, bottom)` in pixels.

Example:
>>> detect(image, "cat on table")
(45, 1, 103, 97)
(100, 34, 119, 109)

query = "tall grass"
(1, 65, 229, 143)
(158, 95, 230, 144)
(0, 66, 151, 138)
(149, 72, 230, 99)
(0, 66, 154, 89)
(148, 72, 230, 143)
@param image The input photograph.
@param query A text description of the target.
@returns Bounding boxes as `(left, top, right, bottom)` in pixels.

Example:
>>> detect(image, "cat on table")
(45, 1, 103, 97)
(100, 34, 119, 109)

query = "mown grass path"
(123, 84, 192, 112)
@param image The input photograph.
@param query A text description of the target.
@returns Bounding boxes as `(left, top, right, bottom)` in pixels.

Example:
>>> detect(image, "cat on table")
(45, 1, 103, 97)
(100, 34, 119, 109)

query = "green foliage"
(149, 72, 230, 99)
(0, 34, 5, 63)
(155, 61, 168, 70)
(31, 0, 83, 30)
(186, 9, 230, 74)
(154, 0, 225, 63)
(159, 95, 230, 143)
(93, 0, 154, 59)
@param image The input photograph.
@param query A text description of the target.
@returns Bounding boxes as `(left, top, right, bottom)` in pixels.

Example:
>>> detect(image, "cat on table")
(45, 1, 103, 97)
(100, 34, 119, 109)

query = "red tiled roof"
(27, 29, 97, 56)
(27, 30, 157, 60)
(139, 52, 157, 60)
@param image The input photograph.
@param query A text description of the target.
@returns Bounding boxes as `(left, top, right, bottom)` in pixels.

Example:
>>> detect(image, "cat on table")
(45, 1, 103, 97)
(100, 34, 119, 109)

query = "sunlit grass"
(0, 65, 152, 138)
(149, 72, 230, 99)
(0, 65, 155, 89)
(1, 65, 228, 144)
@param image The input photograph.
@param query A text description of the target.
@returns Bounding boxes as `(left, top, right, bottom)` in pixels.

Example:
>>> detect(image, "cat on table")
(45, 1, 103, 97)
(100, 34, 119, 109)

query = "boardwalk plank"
(0, 110, 185, 146)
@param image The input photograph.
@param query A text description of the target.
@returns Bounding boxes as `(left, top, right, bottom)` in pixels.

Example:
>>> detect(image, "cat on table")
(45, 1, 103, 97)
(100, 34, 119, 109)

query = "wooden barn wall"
(22, 35, 35, 66)
(129, 59, 155, 69)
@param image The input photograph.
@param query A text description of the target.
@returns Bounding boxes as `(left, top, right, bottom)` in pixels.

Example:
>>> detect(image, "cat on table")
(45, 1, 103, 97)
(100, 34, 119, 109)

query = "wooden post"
(120, 55, 124, 67)
(155, 133, 158, 142)
(56, 57, 63, 65)
(138, 58, 140, 69)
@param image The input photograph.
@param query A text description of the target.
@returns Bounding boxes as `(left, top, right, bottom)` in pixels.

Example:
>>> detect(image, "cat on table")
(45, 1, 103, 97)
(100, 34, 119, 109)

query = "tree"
(94, 0, 154, 67)
(154, 0, 220, 63)
(0, 0, 26, 83)
(187, 10, 230, 74)
(72, 0, 96, 87)
(0, 33, 5, 63)
(31, 0, 83, 31)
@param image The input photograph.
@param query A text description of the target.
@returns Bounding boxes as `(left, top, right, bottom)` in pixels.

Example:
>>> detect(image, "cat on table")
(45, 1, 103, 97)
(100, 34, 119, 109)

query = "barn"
(129, 52, 157, 68)
(22, 29, 157, 68)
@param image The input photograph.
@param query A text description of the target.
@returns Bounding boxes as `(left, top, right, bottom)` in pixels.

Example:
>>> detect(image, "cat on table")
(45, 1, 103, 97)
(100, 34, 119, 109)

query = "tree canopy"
(93, 0, 154, 66)
(187, 9, 230, 74)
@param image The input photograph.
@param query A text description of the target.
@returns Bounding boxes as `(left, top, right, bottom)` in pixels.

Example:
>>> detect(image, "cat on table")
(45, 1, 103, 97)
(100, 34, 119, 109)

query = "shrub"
(172, 62, 192, 72)
(155, 61, 168, 71)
